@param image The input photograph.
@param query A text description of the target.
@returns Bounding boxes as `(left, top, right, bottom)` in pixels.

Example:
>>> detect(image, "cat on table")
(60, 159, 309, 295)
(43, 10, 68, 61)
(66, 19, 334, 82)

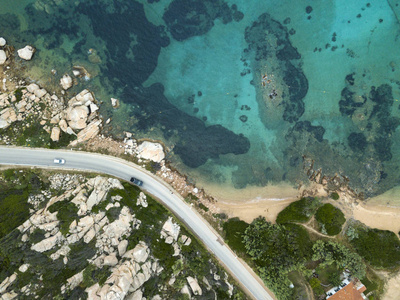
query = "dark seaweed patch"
(348, 132, 367, 152)
(163, 0, 243, 41)
(292, 121, 325, 142)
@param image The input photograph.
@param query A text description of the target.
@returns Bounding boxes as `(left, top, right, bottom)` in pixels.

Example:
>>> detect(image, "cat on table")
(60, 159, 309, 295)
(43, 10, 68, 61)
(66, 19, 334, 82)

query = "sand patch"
(383, 271, 400, 300)
(352, 203, 400, 236)
(215, 198, 297, 224)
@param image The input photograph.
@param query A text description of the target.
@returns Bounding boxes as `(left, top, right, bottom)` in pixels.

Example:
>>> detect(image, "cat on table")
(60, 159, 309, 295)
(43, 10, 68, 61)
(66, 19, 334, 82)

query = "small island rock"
(17, 45, 35, 60)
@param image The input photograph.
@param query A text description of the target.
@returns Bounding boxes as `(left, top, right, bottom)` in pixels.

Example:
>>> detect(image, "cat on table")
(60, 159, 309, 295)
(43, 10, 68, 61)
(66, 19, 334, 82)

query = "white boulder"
(60, 74, 73, 90)
(0, 37, 6, 47)
(17, 45, 35, 60)
(187, 276, 202, 296)
(118, 240, 128, 257)
(65, 105, 89, 130)
(161, 217, 180, 241)
(0, 50, 6, 65)
(111, 98, 119, 108)
(136, 141, 165, 162)
(103, 254, 118, 266)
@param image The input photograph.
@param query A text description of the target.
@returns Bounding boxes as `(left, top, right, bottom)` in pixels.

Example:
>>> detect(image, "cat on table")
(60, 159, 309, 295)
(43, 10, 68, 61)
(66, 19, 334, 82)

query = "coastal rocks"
(60, 74, 73, 90)
(69, 119, 101, 147)
(136, 141, 165, 163)
(65, 105, 89, 130)
(161, 217, 180, 242)
(0, 50, 6, 65)
(51, 126, 61, 142)
(0, 37, 6, 47)
(17, 45, 35, 61)
(187, 276, 202, 295)
(111, 98, 119, 108)
(26, 83, 40, 94)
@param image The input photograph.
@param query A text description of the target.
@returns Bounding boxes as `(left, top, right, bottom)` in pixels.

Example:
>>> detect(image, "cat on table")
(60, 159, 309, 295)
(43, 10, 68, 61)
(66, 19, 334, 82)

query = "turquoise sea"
(2, 0, 400, 199)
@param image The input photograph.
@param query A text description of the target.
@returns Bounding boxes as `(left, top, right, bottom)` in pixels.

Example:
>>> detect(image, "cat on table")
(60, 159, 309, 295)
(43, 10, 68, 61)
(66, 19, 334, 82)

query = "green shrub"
(348, 222, 400, 269)
(223, 218, 249, 255)
(330, 192, 340, 200)
(242, 217, 313, 299)
(315, 204, 346, 235)
(30, 228, 46, 244)
(276, 197, 319, 224)
(0, 190, 31, 239)
(198, 202, 209, 212)
(48, 201, 79, 236)
(312, 240, 366, 279)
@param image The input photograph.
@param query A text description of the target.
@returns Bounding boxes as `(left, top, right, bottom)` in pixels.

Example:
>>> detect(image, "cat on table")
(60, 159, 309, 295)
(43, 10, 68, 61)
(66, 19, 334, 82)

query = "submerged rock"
(17, 45, 35, 60)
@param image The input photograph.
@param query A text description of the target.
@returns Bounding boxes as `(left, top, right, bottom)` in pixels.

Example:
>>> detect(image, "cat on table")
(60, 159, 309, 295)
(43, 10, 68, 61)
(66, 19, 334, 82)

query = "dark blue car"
(130, 177, 143, 187)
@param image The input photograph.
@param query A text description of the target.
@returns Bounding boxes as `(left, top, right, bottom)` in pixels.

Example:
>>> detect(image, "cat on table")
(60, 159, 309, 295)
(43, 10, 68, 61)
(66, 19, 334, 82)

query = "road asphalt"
(0, 146, 274, 300)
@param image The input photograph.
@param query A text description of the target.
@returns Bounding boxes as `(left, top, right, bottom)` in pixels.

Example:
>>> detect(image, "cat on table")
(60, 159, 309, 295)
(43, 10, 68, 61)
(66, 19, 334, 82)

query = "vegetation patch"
(312, 240, 366, 279)
(243, 217, 313, 299)
(347, 221, 400, 269)
(48, 201, 79, 236)
(223, 217, 249, 255)
(315, 203, 346, 235)
(330, 192, 340, 200)
(276, 197, 320, 224)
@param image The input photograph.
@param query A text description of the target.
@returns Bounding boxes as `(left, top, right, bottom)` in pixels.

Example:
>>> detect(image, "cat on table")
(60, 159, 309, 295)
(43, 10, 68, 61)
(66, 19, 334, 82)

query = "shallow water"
(2, 0, 400, 199)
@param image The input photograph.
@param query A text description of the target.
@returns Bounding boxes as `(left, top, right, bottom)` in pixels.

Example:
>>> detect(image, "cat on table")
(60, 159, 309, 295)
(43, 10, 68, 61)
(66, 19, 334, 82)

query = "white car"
(54, 158, 65, 164)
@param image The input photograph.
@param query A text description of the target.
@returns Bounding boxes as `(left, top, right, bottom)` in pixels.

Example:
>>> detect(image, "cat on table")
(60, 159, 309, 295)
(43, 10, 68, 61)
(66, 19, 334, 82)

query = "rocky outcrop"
(31, 231, 64, 252)
(69, 119, 101, 147)
(17, 45, 35, 60)
(136, 141, 165, 163)
(60, 74, 73, 90)
(0, 107, 17, 129)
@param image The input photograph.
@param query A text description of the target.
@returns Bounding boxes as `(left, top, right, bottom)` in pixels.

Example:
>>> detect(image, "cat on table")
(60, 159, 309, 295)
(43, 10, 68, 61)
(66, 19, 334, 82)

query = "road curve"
(0, 146, 274, 300)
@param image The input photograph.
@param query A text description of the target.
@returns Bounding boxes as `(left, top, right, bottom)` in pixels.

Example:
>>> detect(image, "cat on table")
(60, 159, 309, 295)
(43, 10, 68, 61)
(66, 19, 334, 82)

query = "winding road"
(0, 146, 274, 300)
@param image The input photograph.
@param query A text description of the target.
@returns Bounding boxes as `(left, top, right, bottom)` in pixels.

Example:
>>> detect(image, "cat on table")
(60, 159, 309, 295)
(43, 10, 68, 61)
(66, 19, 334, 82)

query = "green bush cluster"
(315, 203, 346, 235)
(243, 217, 313, 299)
(348, 222, 400, 269)
(312, 240, 366, 279)
(276, 197, 319, 224)
(330, 192, 340, 200)
(48, 201, 79, 236)
(223, 217, 249, 255)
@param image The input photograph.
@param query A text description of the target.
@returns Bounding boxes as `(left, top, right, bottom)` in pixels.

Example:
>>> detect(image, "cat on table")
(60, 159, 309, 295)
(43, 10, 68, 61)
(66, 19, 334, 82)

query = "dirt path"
(298, 223, 336, 239)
